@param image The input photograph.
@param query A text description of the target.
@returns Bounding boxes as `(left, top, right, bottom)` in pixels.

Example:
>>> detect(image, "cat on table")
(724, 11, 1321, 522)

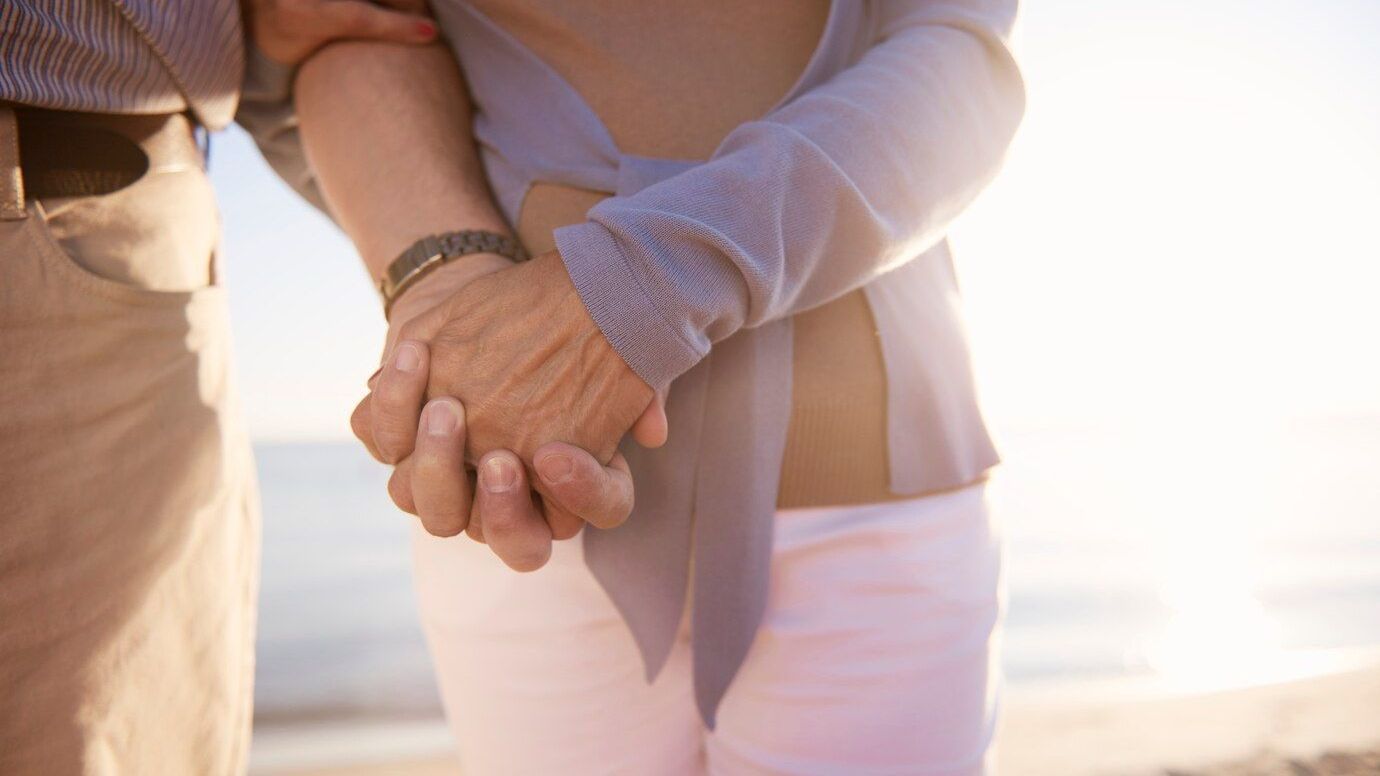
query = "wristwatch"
(380, 230, 529, 319)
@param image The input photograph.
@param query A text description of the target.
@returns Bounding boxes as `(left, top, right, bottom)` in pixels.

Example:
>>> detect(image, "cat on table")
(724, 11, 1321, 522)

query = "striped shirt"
(0, 0, 243, 129)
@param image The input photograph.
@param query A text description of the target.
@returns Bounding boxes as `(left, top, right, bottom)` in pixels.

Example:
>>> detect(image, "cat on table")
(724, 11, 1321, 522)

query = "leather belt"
(1, 105, 203, 202)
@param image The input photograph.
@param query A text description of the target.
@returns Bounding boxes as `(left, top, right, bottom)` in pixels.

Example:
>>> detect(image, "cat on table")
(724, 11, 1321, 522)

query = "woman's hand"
(245, 0, 439, 67)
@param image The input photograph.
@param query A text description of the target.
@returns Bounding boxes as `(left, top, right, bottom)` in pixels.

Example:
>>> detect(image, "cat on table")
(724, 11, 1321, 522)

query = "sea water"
(252, 416, 1380, 723)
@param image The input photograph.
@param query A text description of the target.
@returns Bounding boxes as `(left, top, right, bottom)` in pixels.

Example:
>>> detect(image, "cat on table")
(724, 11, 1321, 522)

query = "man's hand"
(390, 250, 657, 467)
(245, 0, 438, 67)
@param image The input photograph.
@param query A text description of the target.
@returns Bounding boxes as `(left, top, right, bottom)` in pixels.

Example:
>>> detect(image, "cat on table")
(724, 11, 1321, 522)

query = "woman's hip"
(409, 481, 1002, 773)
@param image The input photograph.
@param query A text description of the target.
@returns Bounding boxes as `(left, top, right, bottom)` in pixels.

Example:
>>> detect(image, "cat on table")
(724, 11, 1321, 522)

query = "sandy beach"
(996, 664, 1380, 775)
(251, 664, 1380, 775)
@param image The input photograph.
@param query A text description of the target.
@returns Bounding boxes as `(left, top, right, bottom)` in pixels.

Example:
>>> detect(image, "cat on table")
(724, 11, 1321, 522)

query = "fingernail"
(416, 20, 437, 38)
(426, 401, 457, 436)
(481, 457, 517, 492)
(394, 343, 420, 373)
(537, 454, 575, 485)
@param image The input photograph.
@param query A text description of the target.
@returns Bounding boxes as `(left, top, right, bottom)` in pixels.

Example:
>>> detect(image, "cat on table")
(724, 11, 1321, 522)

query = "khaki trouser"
(0, 109, 259, 774)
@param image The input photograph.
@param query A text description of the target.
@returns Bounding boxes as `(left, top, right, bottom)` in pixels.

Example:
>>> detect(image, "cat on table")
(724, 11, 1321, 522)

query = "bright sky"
(212, 0, 1380, 442)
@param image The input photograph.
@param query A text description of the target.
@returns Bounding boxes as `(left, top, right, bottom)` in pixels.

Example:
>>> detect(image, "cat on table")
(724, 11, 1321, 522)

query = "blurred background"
(213, 0, 1380, 773)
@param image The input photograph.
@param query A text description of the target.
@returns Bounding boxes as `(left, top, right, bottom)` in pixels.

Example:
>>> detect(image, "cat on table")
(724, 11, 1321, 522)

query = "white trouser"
(412, 481, 1003, 775)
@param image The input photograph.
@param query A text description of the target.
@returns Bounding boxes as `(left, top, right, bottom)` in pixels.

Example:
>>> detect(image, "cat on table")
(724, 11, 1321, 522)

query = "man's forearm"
(294, 40, 511, 281)
(301, 37, 654, 477)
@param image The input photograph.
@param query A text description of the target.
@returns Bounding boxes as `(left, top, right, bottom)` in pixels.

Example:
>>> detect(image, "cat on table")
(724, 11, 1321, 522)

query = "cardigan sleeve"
(552, 0, 1025, 388)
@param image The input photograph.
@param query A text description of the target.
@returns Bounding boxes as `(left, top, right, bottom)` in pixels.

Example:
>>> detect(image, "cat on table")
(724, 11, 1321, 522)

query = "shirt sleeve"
(552, 0, 1025, 388)
(233, 44, 331, 215)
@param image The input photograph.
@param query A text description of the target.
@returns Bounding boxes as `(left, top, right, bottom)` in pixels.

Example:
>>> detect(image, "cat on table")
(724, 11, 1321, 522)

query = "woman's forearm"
(552, 2, 1024, 389)
(294, 40, 511, 282)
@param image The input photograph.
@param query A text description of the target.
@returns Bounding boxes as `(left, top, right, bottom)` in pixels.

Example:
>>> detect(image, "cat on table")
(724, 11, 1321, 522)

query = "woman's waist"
(515, 183, 891, 490)
(518, 182, 989, 506)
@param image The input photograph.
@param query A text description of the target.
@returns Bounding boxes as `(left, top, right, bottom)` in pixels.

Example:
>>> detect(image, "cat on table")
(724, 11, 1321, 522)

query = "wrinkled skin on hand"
(398, 250, 655, 467)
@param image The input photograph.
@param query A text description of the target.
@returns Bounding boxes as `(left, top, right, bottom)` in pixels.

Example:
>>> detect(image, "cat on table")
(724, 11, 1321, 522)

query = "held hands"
(251, 0, 662, 569)
(352, 252, 667, 570)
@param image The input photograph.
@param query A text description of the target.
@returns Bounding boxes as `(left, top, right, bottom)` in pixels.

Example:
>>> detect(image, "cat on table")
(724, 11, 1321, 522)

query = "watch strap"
(380, 230, 528, 318)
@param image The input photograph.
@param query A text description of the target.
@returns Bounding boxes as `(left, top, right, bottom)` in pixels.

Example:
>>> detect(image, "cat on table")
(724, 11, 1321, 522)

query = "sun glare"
(953, 9, 1380, 431)
(952, 7, 1380, 692)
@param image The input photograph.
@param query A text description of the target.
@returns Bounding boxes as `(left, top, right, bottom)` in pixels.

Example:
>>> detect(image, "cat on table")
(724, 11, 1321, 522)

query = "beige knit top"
(483, 0, 895, 508)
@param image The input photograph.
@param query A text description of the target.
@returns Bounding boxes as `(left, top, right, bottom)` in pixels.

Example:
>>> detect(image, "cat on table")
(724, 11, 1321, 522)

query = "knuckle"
(350, 407, 371, 443)
(372, 410, 420, 455)
(552, 476, 604, 518)
(421, 512, 465, 538)
(586, 492, 632, 529)
(376, 374, 420, 407)
(556, 482, 600, 515)
(466, 520, 486, 544)
(397, 321, 423, 346)
(373, 432, 413, 464)
(388, 475, 416, 515)
(373, 403, 411, 431)
(410, 447, 451, 473)
(549, 517, 582, 541)
(478, 503, 518, 534)
(287, 8, 319, 32)
(372, 421, 413, 458)
(584, 511, 620, 530)
(336, 3, 369, 28)
(501, 541, 551, 573)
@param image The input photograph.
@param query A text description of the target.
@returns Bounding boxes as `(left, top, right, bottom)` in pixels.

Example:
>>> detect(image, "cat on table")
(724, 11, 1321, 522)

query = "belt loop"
(0, 104, 26, 221)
